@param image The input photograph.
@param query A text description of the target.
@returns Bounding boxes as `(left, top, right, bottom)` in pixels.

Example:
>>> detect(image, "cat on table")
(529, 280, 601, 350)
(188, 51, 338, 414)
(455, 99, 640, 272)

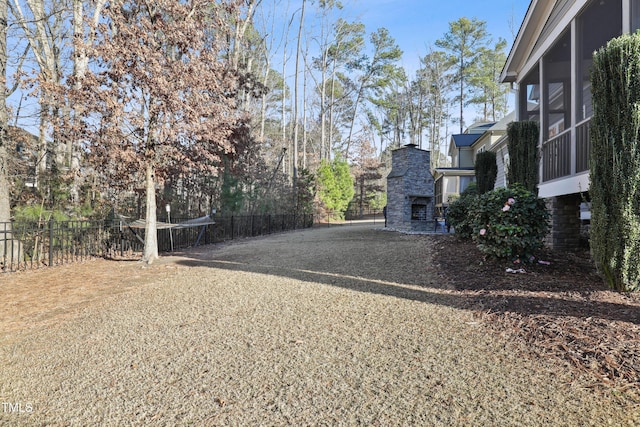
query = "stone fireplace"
(386, 144, 435, 232)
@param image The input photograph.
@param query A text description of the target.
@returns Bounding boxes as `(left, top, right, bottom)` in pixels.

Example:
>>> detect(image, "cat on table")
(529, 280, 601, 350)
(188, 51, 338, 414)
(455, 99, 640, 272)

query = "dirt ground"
(1, 227, 639, 399)
(431, 235, 640, 395)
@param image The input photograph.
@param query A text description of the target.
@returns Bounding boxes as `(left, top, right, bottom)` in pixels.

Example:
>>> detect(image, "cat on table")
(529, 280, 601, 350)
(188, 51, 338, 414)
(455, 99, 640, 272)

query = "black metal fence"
(0, 213, 314, 273)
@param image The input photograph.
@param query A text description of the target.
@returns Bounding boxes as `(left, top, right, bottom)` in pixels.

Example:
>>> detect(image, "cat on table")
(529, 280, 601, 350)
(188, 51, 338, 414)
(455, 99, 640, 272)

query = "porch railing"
(541, 118, 592, 183)
(576, 118, 591, 173)
(542, 129, 572, 182)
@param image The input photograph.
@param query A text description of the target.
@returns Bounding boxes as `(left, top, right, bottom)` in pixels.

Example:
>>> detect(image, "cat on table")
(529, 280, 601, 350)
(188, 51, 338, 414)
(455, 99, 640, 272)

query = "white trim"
(623, 0, 631, 33)
(570, 18, 578, 176)
(518, 1, 591, 86)
(538, 171, 590, 198)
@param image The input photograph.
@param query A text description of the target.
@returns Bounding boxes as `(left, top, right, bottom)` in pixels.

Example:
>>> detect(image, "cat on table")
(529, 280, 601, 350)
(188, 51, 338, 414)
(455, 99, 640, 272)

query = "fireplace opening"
(409, 195, 433, 222)
(411, 203, 428, 221)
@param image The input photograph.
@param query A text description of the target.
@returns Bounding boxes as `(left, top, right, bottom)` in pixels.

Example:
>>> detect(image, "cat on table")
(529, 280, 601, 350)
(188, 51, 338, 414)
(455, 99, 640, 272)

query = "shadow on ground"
(173, 224, 640, 326)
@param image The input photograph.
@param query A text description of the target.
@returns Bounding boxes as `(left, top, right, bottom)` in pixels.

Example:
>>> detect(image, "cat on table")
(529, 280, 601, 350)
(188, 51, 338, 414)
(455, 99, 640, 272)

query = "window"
(460, 176, 475, 193)
(543, 30, 571, 139)
(633, 0, 640, 32)
(577, 0, 622, 122)
(519, 66, 540, 123)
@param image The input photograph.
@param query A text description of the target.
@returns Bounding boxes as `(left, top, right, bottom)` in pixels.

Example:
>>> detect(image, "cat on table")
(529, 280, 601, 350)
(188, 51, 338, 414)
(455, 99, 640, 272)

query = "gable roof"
(452, 133, 482, 148)
(501, 0, 557, 83)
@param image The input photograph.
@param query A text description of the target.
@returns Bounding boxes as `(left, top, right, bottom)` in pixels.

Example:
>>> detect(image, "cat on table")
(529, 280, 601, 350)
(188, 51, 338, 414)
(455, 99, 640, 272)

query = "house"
(500, 0, 638, 250)
(470, 112, 516, 190)
(9, 126, 38, 189)
(433, 122, 494, 213)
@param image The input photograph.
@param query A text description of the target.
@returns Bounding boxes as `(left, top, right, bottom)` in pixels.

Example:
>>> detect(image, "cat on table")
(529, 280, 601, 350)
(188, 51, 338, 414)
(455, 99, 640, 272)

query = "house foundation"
(545, 194, 582, 251)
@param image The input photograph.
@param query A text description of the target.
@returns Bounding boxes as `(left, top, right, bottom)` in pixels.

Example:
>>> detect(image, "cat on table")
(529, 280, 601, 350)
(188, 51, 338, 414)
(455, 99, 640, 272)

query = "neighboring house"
(470, 112, 516, 190)
(433, 122, 494, 213)
(9, 126, 38, 189)
(500, 0, 639, 250)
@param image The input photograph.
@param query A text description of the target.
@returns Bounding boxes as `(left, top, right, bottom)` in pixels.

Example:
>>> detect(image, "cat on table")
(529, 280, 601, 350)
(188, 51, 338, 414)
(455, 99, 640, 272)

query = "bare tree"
(67, 0, 241, 263)
(0, 0, 10, 226)
(10, 0, 71, 192)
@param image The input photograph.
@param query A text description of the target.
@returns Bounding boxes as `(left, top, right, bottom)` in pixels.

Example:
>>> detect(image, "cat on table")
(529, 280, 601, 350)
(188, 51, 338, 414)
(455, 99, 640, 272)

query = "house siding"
(533, 0, 577, 55)
(459, 149, 475, 168)
(494, 145, 509, 189)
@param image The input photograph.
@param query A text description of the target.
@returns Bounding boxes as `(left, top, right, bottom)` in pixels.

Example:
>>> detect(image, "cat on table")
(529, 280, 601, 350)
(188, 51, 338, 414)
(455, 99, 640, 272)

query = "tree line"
(0, 0, 510, 263)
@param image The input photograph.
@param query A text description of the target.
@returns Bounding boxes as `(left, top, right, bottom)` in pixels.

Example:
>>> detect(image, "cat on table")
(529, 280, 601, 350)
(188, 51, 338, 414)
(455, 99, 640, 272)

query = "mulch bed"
(432, 235, 640, 398)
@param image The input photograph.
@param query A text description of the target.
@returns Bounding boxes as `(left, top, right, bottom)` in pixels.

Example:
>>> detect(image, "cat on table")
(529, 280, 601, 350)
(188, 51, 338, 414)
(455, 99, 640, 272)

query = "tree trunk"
(329, 57, 337, 160)
(0, 0, 21, 264)
(259, 66, 269, 142)
(292, 0, 306, 182)
(142, 163, 159, 264)
(281, 40, 287, 175)
(346, 87, 364, 157)
(0, 97, 8, 224)
(459, 55, 464, 133)
(302, 45, 308, 170)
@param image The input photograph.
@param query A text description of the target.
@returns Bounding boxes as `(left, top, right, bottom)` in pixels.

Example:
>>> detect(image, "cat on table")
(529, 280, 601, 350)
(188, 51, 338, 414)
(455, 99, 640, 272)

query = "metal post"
(49, 217, 54, 266)
(166, 204, 173, 252)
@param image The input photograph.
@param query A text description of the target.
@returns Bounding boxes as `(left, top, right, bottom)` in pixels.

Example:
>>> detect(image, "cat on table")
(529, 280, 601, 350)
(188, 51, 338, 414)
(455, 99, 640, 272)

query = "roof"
(467, 122, 496, 133)
(500, 0, 566, 83)
(451, 133, 482, 148)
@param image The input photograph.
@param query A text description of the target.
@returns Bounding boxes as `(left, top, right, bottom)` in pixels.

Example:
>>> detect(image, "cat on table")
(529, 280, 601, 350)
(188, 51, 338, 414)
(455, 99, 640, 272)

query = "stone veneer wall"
(544, 194, 582, 251)
(386, 145, 434, 231)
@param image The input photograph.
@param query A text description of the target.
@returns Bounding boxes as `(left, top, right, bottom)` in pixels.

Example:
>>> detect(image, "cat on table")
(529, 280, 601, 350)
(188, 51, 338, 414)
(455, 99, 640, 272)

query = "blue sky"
(339, 0, 530, 75)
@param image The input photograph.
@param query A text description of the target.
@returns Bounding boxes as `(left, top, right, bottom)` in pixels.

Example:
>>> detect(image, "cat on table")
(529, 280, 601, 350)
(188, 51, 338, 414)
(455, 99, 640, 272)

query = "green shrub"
(317, 157, 355, 220)
(475, 151, 497, 194)
(470, 185, 549, 261)
(507, 121, 539, 193)
(446, 182, 478, 240)
(13, 205, 71, 223)
(590, 33, 640, 291)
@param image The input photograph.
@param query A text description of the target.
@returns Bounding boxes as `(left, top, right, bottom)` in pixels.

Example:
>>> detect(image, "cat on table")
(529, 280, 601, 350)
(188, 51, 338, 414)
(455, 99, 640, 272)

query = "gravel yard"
(1, 222, 638, 426)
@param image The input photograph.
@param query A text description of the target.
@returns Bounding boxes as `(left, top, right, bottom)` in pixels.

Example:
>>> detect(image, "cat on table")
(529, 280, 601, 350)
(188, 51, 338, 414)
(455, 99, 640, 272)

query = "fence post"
(48, 217, 54, 266)
(1, 222, 6, 269)
(119, 220, 124, 257)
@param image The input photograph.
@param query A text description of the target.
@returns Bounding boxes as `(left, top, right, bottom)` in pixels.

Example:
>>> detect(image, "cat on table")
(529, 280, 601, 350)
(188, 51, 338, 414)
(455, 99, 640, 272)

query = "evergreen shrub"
(507, 121, 539, 193)
(446, 182, 478, 240)
(470, 184, 549, 261)
(590, 33, 640, 291)
(475, 151, 497, 194)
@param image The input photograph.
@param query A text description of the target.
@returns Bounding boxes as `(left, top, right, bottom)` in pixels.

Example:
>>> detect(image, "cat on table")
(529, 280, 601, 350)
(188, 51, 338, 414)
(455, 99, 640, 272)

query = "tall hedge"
(590, 33, 640, 292)
(475, 151, 497, 194)
(507, 121, 539, 193)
